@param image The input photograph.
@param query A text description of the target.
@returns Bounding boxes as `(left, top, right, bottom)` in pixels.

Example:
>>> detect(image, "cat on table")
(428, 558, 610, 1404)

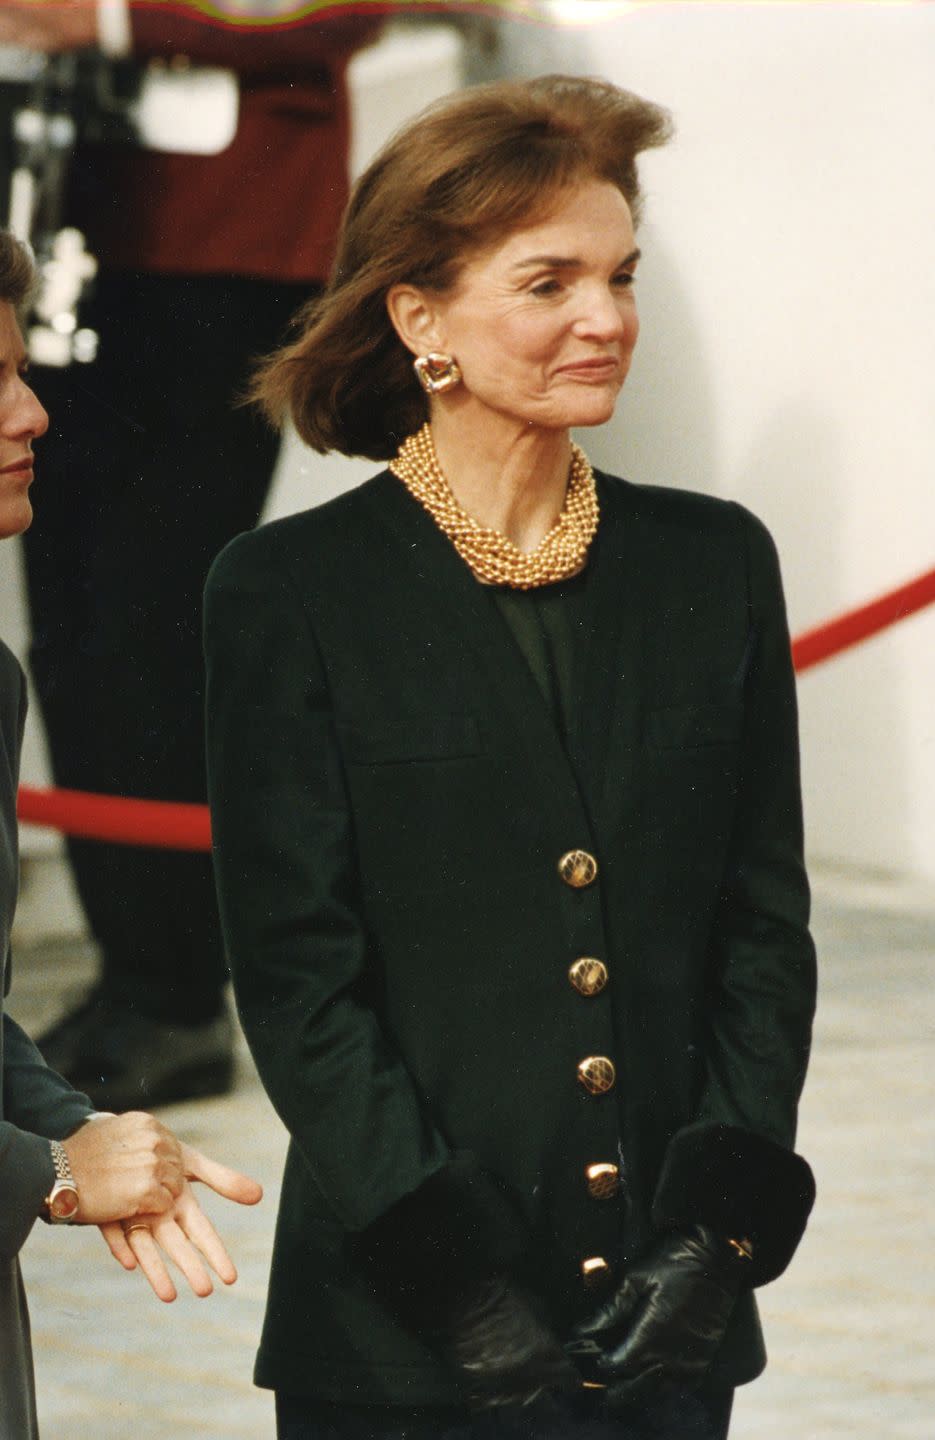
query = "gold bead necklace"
(389, 422, 599, 590)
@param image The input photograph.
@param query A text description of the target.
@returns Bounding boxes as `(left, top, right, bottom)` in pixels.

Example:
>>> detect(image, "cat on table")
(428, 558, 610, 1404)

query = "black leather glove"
(447, 1273, 580, 1409)
(350, 1157, 578, 1409)
(571, 1225, 745, 1404)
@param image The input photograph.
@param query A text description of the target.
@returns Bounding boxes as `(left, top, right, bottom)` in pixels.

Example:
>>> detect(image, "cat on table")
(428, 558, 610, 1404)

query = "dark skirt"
(275, 1386, 733, 1440)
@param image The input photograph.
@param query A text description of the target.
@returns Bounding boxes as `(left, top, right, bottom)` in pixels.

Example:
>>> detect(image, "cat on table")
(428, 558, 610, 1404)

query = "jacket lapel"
(566, 472, 645, 839)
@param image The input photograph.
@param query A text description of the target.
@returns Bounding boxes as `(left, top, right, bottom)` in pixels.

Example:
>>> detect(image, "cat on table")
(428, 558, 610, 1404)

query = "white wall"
(489, 2, 935, 880)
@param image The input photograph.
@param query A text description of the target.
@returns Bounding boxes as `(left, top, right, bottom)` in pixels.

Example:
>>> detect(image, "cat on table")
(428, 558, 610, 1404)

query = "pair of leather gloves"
(352, 1126, 815, 1411)
(445, 1220, 747, 1410)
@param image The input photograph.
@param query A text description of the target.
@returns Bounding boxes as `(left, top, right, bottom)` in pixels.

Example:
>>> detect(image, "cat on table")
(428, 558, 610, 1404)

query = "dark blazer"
(1, 640, 94, 1438)
(204, 469, 816, 1405)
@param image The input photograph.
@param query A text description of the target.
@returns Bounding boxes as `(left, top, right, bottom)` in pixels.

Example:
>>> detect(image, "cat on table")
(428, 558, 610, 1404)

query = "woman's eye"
(530, 279, 562, 297)
(612, 271, 636, 289)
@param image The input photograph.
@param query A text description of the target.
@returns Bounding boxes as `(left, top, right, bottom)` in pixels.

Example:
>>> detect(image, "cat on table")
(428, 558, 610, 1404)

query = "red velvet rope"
(15, 564, 935, 849)
(16, 787, 212, 851)
(790, 564, 935, 674)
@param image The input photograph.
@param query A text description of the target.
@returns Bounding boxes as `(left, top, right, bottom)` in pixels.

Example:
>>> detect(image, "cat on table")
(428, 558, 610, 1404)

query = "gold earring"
(413, 352, 462, 396)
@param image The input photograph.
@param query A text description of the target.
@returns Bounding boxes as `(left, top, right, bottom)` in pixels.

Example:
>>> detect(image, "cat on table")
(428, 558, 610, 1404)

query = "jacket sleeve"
(203, 533, 449, 1233)
(699, 509, 816, 1144)
(128, 5, 383, 73)
(3, 1012, 95, 1140)
(1, 1014, 94, 1260)
(651, 509, 817, 1285)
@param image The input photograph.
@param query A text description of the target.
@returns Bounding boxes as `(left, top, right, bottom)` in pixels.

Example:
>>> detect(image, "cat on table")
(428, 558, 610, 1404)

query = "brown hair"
(252, 75, 672, 461)
(0, 230, 36, 310)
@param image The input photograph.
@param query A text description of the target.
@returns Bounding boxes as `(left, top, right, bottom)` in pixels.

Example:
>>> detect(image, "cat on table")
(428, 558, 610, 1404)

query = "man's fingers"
(125, 1226, 178, 1303)
(99, 1221, 137, 1271)
(181, 1144, 263, 1206)
(174, 1189, 238, 1285)
(149, 1216, 215, 1298)
(108, 1162, 248, 1301)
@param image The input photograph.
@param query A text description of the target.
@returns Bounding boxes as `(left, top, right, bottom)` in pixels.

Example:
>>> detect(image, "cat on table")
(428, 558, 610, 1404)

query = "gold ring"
(124, 1223, 149, 1236)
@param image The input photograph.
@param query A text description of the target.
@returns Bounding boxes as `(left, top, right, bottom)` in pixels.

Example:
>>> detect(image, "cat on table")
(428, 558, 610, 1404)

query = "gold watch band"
(44, 1140, 80, 1223)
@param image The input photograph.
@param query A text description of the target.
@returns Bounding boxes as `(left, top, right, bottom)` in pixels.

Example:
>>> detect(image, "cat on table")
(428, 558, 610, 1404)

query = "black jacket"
(204, 469, 816, 1404)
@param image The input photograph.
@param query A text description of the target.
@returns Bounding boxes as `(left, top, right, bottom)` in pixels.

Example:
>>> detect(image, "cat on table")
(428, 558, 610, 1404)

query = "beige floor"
(12, 876, 935, 1439)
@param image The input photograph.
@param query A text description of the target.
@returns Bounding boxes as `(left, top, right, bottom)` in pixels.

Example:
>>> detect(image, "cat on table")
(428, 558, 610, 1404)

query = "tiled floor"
(11, 873, 935, 1438)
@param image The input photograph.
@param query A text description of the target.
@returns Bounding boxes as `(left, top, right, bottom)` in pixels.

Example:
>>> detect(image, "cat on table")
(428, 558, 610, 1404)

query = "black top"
(490, 571, 590, 744)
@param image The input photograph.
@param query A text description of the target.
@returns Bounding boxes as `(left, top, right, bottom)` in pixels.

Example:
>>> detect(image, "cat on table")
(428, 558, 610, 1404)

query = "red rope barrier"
(16, 786, 212, 851)
(15, 562, 935, 849)
(790, 564, 935, 674)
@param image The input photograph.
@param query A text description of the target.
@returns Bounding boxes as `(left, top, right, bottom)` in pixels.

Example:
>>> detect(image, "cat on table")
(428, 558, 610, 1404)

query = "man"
(0, 0, 380, 1107)
(0, 226, 262, 1440)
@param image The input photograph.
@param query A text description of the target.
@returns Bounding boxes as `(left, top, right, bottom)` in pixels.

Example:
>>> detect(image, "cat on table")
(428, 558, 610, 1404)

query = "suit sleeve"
(128, 5, 383, 73)
(0, 647, 95, 1258)
(651, 510, 817, 1285)
(204, 534, 449, 1233)
(0, 1015, 94, 1260)
(3, 1012, 94, 1141)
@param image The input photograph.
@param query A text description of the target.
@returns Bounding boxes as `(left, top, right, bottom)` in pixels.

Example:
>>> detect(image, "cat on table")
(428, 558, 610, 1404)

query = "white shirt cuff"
(96, 0, 132, 58)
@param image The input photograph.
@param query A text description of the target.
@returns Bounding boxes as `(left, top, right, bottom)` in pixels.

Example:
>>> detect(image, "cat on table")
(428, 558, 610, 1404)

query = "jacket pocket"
(339, 714, 481, 765)
(645, 700, 743, 750)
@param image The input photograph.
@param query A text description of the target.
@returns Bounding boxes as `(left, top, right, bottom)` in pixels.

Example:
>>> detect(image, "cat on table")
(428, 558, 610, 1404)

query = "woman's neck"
(429, 407, 572, 554)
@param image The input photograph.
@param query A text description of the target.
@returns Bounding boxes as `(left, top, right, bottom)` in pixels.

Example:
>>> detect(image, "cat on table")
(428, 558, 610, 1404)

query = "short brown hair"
(251, 75, 672, 461)
(0, 230, 36, 310)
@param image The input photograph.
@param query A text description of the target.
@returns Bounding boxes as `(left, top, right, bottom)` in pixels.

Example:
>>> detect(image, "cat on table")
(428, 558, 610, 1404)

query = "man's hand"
(0, 1, 97, 52)
(98, 1142, 262, 1302)
(63, 1111, 184, 1224)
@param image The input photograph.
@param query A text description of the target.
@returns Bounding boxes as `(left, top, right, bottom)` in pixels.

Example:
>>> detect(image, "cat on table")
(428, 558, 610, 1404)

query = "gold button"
(558, 850, 598, 888)
(585, 1162, 620, 1200)
(568, 957, 608, 996)
(577, 1056, 616, 1095)
(581, 1255, 611, 1285)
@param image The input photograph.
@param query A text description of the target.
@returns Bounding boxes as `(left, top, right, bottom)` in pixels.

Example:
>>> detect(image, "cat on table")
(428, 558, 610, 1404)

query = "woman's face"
(414, 179, 640, 437)
(0, 301, 48, 538)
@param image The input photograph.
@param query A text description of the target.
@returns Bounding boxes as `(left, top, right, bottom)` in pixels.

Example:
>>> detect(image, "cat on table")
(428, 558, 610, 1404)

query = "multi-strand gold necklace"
(389, 422, 599, 590)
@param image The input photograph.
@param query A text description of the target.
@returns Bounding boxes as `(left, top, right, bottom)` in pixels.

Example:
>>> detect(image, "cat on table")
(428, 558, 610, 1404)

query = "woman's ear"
(386, 284, 444, 359)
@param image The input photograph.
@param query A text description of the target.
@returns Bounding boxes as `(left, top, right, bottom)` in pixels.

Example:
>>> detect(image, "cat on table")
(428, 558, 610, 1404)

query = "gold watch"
(44, 1140, 80, 1224)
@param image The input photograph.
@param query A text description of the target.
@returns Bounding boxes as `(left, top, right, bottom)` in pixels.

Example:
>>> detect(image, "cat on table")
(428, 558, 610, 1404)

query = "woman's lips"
(0, 456, 34, 475)
(558, 359, 620, 380)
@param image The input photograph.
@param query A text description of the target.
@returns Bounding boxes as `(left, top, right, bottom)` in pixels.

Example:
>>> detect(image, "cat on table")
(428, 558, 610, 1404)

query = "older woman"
(205, 76, 816, 1440)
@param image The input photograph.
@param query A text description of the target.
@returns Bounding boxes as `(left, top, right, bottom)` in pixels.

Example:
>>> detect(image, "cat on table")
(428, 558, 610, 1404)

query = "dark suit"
(204, 469, 816, 1407)
(1, 641, 94, 1438)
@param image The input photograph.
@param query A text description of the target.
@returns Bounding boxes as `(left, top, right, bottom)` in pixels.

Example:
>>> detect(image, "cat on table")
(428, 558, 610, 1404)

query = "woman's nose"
(573, 286, 630, 341)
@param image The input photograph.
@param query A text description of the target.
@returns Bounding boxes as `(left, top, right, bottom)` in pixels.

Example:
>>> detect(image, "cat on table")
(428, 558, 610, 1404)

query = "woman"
(0, 231, 262, 1437)
(205, 76, 817, 1440)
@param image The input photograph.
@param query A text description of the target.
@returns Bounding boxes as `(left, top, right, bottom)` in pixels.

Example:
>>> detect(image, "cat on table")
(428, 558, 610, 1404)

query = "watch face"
(49, 1184, 80, 1221)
